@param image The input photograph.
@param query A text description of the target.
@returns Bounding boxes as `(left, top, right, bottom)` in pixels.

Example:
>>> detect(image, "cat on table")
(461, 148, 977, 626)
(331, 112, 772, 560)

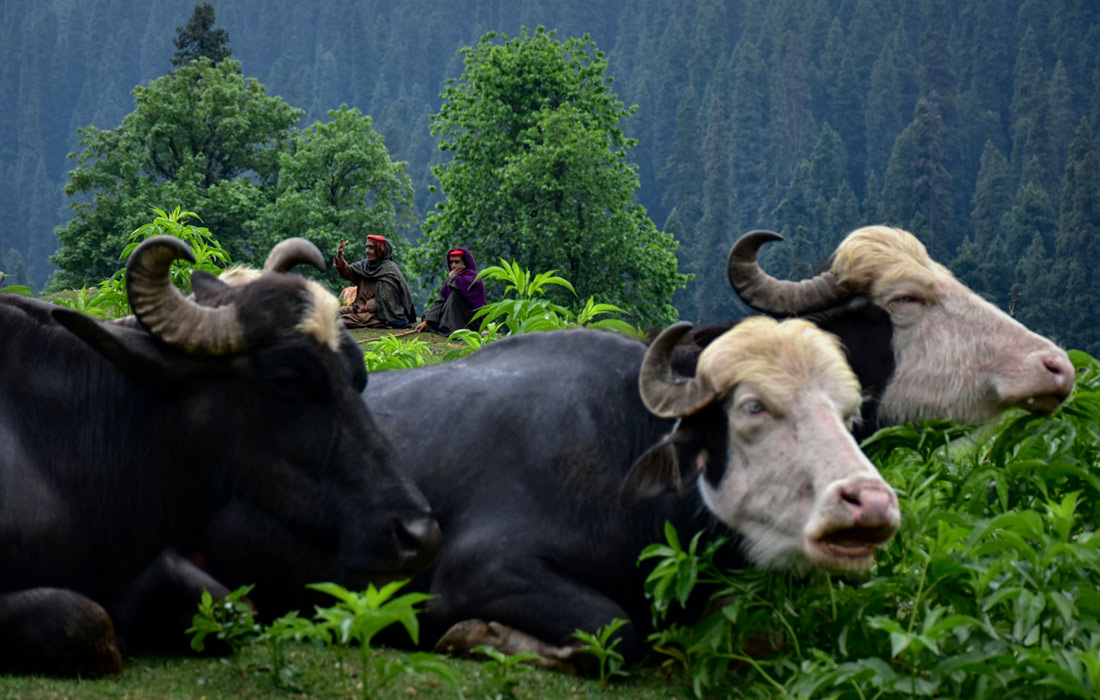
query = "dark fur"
(0, 279, 436, 676)
(196, 304, 896, 666)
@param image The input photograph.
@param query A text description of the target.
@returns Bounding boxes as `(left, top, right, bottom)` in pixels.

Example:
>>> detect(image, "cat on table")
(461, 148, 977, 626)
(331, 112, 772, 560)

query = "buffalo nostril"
(394, 516, 442, 568)
(838, 485, 896, 524)
(1043, 354, 1075, 392)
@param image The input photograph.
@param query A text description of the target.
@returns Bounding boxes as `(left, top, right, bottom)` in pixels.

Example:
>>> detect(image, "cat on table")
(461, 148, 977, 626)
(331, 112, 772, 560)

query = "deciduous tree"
(420, 27, 687, 326)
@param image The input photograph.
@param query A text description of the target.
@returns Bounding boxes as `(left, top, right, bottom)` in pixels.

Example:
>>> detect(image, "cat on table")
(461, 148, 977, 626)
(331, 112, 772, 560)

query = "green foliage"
(0, 284, 35, 297)
(50, 61, 409, 293)
(440, 323, 505, 362)
(362, 334, 437, 371)
(248, 105, 416, 269)
(640, 351, 1100, 699)
(470, 260, 641, 336)
(470, 645, 540, 699)
(186, 585, 262, 655)
(419, 26, 688, 328)
(51, 206, 231, 319)
(572, 618, 631, 688)
(171, 2, 232, 68)
(125, 206, 231, 293)
(188, 581, 461, 700)
(298, 581, 461, 700)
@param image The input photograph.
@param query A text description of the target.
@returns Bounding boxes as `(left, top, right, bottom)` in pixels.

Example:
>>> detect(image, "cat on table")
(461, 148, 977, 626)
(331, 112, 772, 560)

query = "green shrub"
(50, 206, 231, 319)
(362, 334, 437, 371)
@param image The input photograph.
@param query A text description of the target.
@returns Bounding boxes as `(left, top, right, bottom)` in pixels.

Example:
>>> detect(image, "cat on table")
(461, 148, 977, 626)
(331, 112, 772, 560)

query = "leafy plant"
(640, 351, 1100, 699)
(301, 581, 462, 700)
(189, 581, 462, 699)
(440, 322, 505, 362)
(470, 259, 641, 336)
(471, 645, 539, 699)
(186, 584, 263, 655)
(0, 282, 34, 296)
(50, 207, 232, 319)
(362, 334, 437, 371)
(572, 618, 631, 688)
(124, 206, 231, 294)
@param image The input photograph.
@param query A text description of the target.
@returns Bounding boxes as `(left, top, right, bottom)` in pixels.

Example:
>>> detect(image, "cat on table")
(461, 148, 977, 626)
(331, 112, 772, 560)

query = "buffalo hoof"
(0, 588, 123, 677)
(434, 618, 595, 675)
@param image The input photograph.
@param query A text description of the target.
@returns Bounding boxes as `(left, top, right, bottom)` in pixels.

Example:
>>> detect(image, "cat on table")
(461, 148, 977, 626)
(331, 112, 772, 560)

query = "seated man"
(333, 234, 417, 329)
(416, 247, 487, 336)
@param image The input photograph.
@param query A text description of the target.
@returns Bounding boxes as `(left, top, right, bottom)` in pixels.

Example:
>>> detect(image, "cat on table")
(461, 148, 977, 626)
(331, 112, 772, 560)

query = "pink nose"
(839, 482, 898, 527)
(1042, 353, 1075, 397)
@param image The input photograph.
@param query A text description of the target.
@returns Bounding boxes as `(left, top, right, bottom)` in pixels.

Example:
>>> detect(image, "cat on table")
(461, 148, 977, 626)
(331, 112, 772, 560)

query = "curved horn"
(127, 236, 246, 355)
(639, 322, 718, 418)
(263, 237, 327, 274)
(727, 230, 849, 315)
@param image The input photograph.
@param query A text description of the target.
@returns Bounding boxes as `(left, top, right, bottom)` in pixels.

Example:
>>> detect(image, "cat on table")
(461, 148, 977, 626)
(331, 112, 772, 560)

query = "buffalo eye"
(888, 294, 924, 306)
(270, 365, 309, 399)
(740, 398, 767, 416)
(256, 349, 327, 401)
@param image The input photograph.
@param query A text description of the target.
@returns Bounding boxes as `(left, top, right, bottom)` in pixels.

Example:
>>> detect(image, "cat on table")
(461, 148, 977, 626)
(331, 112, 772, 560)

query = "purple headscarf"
(441, 247, 487, 309)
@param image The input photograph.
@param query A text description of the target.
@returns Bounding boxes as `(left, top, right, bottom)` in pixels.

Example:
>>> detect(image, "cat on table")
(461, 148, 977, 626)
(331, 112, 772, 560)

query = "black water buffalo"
(362, 319, 899, 670)
(0, 237, 440, 677)
(359, 225, 1072, 669)
(199, 225, 1075, 670)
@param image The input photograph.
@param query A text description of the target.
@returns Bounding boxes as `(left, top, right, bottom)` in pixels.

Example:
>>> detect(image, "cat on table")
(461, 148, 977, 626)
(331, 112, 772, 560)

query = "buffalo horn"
(727, 230, 848, 315)
(263, 237, 327, 274)
(639, 322, 717, 418)
(126, 236, 246, 355)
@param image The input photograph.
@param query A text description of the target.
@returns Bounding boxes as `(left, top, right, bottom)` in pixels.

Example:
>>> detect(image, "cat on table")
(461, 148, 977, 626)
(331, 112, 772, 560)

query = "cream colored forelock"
(299, 280, 343, 351)
(831, 226, 954, 300)
(696, 317, 861, 410)
(215, 266, 342, 350)
(217, 266, 262, 286)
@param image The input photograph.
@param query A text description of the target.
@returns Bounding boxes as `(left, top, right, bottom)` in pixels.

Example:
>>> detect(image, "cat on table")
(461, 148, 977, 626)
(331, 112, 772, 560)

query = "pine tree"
(1011, 26, 1051, 192)
(1012, 231, 1053, 333)
(727, 39, 769, 231)
(970, 140, 1014, 248)
(879, 98, 955, 260)
(865, 24, 918, 181)
(1049, 118, 1100, 353)
(691, 88, 738, 323)
(767, 31, 817, 204)
(658, 86, 703, 234)
(171, 2, 231, 68)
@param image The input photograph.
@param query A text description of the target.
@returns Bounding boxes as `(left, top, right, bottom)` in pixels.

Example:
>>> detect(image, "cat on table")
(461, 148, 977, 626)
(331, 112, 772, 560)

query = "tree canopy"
(418, 27, 688, 327)
(51, 59, 412, 290)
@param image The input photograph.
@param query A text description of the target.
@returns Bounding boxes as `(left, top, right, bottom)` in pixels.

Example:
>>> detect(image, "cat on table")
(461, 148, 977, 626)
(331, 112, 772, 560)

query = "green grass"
(0, 645, 685, 700)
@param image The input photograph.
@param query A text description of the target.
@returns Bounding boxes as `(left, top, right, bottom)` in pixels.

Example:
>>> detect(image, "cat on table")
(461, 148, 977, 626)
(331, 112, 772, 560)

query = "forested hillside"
(2, 0, 1099, 350)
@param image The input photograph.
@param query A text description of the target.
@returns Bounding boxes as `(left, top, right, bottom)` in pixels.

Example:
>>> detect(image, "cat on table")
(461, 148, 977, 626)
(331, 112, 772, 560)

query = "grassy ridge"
(0, 646, 679, 700)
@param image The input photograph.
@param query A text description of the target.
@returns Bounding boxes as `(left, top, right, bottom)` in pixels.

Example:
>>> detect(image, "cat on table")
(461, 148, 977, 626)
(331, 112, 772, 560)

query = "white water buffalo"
(722, 225, 1073, 431)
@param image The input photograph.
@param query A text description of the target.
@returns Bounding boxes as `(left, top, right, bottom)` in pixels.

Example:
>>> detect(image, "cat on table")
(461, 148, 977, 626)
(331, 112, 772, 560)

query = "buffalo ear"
(191, 270, 229, 303)
(620, 439, 682, 508)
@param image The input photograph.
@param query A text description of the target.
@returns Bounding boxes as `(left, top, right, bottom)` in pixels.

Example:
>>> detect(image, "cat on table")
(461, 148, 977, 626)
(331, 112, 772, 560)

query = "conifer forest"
(2, 0, 1099, 351)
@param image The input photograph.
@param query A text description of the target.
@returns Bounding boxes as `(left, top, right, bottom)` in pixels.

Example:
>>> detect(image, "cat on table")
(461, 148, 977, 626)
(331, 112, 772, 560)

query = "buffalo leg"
(425, 548, 643, 673)
(0, 588, 122, 677)
(109, 548, 232, 656)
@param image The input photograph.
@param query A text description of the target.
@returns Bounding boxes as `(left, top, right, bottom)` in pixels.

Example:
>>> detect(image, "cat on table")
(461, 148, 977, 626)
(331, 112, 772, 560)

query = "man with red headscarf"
(415, 246, 487, 336)
(333, 235, 417, 328)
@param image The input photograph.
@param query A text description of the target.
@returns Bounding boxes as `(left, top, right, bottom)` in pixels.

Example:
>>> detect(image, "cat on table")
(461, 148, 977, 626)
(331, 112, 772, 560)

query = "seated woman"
(333, 234, 417, 329)
(415, 247, 487, 336)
